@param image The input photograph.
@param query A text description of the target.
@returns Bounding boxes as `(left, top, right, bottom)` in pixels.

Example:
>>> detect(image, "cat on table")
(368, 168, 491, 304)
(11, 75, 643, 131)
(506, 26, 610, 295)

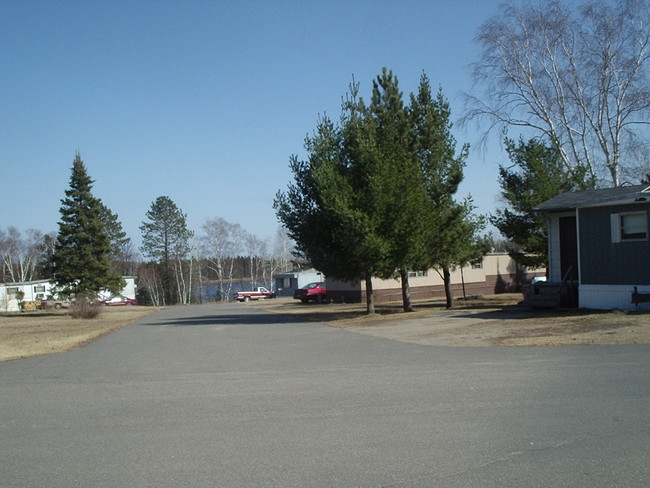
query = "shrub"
(69, 297, 101, 319)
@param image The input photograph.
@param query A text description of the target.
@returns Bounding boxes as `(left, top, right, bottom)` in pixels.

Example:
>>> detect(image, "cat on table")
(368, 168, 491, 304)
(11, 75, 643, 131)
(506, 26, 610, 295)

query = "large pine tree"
(51, 153, 123, 299)
(411, 76, 487, 308)
(274, 112, 389, 314)
(365, 69, 429, 312)
(491, 137, 589, 268)
(276, 69, 488, 312)
(140, 196, 193, 305)
(98, 201, 133, 275)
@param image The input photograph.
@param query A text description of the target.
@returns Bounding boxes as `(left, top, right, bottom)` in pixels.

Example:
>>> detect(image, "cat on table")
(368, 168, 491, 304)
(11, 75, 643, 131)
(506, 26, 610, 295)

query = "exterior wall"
(547, 212, 574, 282)
(327, 254, 544, 304)
(274, 269, 324, 297)
(0, 277, 137, 312)
(580, 284, 650, 311)
(95, 276, 137, 300)
(544, 202, 650, 309)
(578, 203, 650, 286)
(0, 289, 19, 312)
(0, 280, 56, 312)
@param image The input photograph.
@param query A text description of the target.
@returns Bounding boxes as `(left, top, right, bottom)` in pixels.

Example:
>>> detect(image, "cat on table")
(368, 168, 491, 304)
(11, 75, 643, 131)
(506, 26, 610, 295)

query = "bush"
(69, 297, 101, 319)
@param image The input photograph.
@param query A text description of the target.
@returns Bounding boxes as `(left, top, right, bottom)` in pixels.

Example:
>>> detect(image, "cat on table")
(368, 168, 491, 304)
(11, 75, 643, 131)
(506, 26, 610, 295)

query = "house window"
(621, 213, 647, 240)
(471, 260, 483, 269)
(611, 211, 648, 242)
(407, 270, 427, 278)
(34, 285, 46, 293)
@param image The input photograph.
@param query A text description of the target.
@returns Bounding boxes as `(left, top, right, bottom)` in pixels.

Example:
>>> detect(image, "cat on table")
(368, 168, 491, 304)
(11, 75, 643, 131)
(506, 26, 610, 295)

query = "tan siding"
(327, 254, 545, 304)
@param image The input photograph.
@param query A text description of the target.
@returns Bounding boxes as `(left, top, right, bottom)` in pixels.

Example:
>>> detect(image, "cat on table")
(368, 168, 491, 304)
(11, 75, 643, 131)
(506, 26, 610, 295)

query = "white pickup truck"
(233, 287, 275, 302)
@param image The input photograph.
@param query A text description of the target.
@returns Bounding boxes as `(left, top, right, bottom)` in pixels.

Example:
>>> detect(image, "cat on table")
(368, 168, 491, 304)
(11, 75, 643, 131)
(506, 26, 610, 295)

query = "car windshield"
(306, 283, 319, 288)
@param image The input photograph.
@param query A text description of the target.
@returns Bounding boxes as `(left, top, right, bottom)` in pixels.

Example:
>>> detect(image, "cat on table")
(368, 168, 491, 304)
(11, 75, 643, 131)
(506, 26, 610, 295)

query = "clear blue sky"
(1, 0, 509, 251)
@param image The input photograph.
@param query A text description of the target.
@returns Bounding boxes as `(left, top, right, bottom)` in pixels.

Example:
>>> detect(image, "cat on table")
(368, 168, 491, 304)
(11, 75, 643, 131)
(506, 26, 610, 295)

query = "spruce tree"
(98, 201, 133, 275)
(51, 153, 123, 299)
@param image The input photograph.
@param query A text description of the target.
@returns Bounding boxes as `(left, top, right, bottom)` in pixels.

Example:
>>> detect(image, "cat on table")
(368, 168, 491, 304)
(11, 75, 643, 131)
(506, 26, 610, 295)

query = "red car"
(293, 282, 327, 303)
(96, 296, 138, 306)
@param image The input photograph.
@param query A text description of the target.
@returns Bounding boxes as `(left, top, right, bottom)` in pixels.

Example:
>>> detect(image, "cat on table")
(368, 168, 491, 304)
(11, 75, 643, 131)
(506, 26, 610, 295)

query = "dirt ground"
(255, 294, 650, 347)
(1, 294, 648, 362)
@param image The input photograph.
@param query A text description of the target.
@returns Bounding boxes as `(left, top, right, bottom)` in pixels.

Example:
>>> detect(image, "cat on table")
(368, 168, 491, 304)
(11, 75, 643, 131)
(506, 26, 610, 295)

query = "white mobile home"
(0, 277, 137, 312)
(273, 268, 324, 297)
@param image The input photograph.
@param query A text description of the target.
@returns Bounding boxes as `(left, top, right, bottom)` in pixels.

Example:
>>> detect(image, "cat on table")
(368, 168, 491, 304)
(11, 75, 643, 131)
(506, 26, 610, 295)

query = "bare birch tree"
(137, 263, 164, 306)
(243, 232, 263, 289)
(270, 226, 295, 283)
(199, 217, 244, 301)
(464, 0, 650, 187)
(171, 243, 194, 305)
(0, 227, 46, 282)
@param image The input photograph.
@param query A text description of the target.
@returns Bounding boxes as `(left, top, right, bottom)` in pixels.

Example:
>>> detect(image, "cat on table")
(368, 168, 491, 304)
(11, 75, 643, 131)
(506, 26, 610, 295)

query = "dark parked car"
(293, 282, 327, 303)
(96, 296, 138, 306)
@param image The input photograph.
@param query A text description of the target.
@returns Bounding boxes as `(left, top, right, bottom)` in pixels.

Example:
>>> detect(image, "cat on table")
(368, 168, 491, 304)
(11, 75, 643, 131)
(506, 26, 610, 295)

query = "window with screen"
(620, 212, 648, 241)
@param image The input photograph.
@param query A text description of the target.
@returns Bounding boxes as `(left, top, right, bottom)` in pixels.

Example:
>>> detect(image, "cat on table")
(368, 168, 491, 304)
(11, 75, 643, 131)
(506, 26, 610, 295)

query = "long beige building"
(326, 253, 544, 303)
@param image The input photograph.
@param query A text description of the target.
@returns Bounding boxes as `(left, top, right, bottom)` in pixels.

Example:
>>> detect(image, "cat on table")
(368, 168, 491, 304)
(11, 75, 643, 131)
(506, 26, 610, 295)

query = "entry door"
(559, 216, 578, 281)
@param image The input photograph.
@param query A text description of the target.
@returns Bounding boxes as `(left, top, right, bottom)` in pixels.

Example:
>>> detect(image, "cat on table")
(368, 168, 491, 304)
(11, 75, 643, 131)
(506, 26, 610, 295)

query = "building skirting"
(340, 271, 543, 304)
(579, 284, 650, 311)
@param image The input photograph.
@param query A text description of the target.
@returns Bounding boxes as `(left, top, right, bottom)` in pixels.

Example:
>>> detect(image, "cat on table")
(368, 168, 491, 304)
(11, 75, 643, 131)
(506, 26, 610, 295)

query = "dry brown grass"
(0, 306, 159, 362)
(254, 294, 650, 347)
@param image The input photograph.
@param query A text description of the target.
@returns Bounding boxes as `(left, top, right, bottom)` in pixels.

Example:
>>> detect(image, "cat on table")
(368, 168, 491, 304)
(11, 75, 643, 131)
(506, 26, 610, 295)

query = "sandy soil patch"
(255, 294, 650, 347)
(0, 306, 159, 362)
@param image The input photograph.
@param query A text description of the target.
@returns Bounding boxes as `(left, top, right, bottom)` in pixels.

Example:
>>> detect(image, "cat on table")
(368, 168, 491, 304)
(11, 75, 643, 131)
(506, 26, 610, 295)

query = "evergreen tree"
(277, 69, 487, 312)
(140, 196, 193, 304)
(51, 153, 123, 299)
(98, 201, 133, 275)
(428, 199, 490, 308)
(410, 75, 484, 308)
(491, 137, 589, 268)
(275, 111, 388, 314)
(364, 69, 429, 312)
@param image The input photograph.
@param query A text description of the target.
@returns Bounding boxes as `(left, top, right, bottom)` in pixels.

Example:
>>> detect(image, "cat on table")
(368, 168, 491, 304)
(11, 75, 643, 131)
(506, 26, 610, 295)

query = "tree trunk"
(460, 266, 467, 300)
(443, 267, 454, 309)
(399, 268, 413, 312)
(364, 272, 375, 315)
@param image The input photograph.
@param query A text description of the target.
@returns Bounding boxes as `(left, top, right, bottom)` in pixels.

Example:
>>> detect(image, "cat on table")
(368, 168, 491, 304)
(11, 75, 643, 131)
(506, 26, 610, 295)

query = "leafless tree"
(199, 218, 244, 301)
(138, 263, 164, 306)
(0, 227, 45, 283)
(464, 0, 650, 187)
(110, 240, 140, 277)
(243, 232, 264, 289)
(269, 226, 295, 284)
(167, 234, 195, 304)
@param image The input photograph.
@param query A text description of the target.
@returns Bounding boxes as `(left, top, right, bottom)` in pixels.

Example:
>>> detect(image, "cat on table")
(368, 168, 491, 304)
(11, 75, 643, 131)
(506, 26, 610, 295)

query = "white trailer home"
(0, 277, 137, 312)
(0, 280, 53, 311)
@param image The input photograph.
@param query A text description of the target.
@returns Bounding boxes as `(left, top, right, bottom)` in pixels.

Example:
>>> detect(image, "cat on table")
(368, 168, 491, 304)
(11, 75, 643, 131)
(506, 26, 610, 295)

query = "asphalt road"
(1, 303, 648, 488)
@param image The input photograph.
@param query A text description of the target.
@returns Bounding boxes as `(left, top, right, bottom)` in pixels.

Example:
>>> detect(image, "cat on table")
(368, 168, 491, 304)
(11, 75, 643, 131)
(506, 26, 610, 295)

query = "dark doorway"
(559, 216, 578, 281)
